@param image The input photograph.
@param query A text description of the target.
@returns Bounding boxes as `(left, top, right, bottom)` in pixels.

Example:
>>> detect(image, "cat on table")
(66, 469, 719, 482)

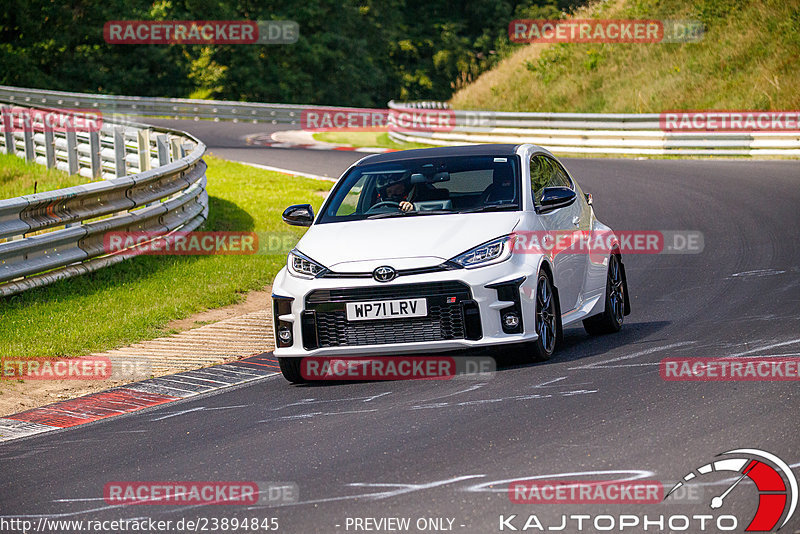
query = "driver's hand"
(399, 201, 414, 212)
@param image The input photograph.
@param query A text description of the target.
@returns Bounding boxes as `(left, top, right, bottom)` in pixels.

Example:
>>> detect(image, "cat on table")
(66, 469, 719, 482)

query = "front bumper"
(271, 258, 542, 357)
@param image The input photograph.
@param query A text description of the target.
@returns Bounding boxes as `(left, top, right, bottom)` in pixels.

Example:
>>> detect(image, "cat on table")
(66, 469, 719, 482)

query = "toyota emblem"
(373, 266, 397, 282)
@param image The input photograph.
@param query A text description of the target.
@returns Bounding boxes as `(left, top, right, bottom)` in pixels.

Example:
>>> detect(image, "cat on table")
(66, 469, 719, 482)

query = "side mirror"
(282, 204, 314, 227)
(538, 187, 576, 213)
(585, 192, 593, 206)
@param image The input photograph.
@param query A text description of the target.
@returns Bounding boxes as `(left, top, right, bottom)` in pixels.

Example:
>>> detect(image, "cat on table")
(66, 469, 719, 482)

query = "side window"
(330, 174, 367, 216)
(530, 155, 552, 205)
(548, 158, 573, 189)
(531, 155, 574, 205)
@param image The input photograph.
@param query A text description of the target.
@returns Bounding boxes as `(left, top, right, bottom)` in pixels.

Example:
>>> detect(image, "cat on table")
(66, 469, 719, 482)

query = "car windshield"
(317, 155, 521, 224)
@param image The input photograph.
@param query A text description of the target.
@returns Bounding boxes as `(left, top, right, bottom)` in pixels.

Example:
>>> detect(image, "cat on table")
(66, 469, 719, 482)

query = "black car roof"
(356, 144, 521, 166)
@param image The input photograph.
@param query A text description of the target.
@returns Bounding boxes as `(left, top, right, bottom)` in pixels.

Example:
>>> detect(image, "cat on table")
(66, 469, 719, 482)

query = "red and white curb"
(0, 354, 279, 443)
(245, 130, 395, 153)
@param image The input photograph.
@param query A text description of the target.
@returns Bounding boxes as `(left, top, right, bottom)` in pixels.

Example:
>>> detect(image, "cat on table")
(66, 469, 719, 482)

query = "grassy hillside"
(451, 0, 800, 112)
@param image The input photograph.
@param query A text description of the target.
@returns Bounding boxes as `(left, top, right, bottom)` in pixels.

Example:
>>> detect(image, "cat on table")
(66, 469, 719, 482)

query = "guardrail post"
(23, 126, 35, 162)
(89, 130, 101, 178)
(137, 128, 151, 173)
(113, 127, 126, 177)
(1, 105, 14, 155)
(156, 134, 170, 166)
(66, 129, 79, 175)
(147, 134, 172, 206)
(171, 137, 182, 161)
(43, 126, 56, 168)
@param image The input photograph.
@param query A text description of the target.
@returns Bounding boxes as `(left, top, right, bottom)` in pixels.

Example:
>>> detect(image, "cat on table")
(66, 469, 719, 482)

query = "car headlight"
(450, 235, 513, 269)
(287, 249, 327, 278)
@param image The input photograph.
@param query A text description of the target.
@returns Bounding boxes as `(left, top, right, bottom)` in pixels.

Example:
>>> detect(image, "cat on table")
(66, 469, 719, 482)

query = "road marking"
(363, 392, 392, 402)
(271, 393, 392, 410)
(569, 341, 696, 370)
(243, 475, 488, 509)
(262, 408, 381, 422)
(237, 161, 337, 182)
(418, 384, 486, 402)
(464, 470, 655, 494)
(411, 393, 556, 410)
(150, 404, 252, 421)
(723, 338, 800, 358)
(728, 269, 786, 278)
(532, 376, 568, 388)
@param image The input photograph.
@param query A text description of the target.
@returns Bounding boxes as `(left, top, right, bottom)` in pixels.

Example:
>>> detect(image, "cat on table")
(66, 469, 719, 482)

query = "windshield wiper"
(366, 209, 454, 219)
(365, 212, 406, 219)
(458, 204, 519, 214)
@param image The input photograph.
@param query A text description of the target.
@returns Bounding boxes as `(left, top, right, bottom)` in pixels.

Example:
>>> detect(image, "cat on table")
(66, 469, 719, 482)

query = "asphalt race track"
(1, 120, 799, 533)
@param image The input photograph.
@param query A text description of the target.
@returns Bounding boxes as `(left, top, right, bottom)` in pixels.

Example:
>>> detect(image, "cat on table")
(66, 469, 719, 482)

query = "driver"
(376, 175, 415, 212)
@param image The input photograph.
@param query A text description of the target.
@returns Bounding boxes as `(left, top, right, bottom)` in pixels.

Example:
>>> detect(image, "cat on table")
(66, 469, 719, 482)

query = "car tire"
(583, 254, 625, 335)
(521, 271, 558, 362)
(278, 357, 306, 383)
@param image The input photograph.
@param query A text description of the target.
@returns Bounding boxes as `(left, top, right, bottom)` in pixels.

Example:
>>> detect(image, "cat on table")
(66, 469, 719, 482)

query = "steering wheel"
(366, 201, 402, 213)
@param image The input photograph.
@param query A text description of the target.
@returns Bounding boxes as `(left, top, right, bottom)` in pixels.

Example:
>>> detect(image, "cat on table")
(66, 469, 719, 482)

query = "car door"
(551, 157, 594, 308)
(530, 154, 588, 314)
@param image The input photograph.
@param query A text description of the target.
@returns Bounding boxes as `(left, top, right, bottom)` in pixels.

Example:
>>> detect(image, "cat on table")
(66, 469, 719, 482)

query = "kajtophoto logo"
(665, 449, 798, 531)
(500, 450, 797, 531)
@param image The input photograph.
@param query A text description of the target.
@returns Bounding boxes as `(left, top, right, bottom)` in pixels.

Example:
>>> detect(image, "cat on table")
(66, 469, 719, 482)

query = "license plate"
(345, 298, 428, 321)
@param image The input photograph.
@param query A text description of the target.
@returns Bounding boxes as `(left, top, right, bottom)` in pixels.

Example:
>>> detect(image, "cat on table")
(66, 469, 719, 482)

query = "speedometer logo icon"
(665, 449, 798, 531)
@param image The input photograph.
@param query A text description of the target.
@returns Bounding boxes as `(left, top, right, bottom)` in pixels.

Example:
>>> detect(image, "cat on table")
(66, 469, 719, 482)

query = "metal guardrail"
(387, 101, 800, 156)
(2, 85, 796, 156)
(0, 84, 334, 124)
(0, 99, 208, 297)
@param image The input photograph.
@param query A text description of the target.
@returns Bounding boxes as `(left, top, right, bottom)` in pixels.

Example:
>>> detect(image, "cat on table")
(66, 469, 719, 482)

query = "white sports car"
(272, 144, 630, 382)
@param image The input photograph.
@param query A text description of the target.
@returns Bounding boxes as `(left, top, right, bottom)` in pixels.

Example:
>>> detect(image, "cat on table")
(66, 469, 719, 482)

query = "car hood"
(297, 212, 522, 272)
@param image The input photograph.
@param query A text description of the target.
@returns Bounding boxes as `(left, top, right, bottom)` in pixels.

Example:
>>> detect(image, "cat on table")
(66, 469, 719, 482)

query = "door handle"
(572, 216, 580, 227)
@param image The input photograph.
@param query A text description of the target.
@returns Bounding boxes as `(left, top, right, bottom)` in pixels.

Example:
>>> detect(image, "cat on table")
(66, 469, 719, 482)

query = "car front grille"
(303, 281, 476, 348)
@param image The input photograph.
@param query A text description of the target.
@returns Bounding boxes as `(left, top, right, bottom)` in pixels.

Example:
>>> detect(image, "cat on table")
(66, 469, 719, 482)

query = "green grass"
(451, 0, 800, 112)
(312, 131, 437, 150)
(0, 153, 87, 198)
(0, 154, 332, 359)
